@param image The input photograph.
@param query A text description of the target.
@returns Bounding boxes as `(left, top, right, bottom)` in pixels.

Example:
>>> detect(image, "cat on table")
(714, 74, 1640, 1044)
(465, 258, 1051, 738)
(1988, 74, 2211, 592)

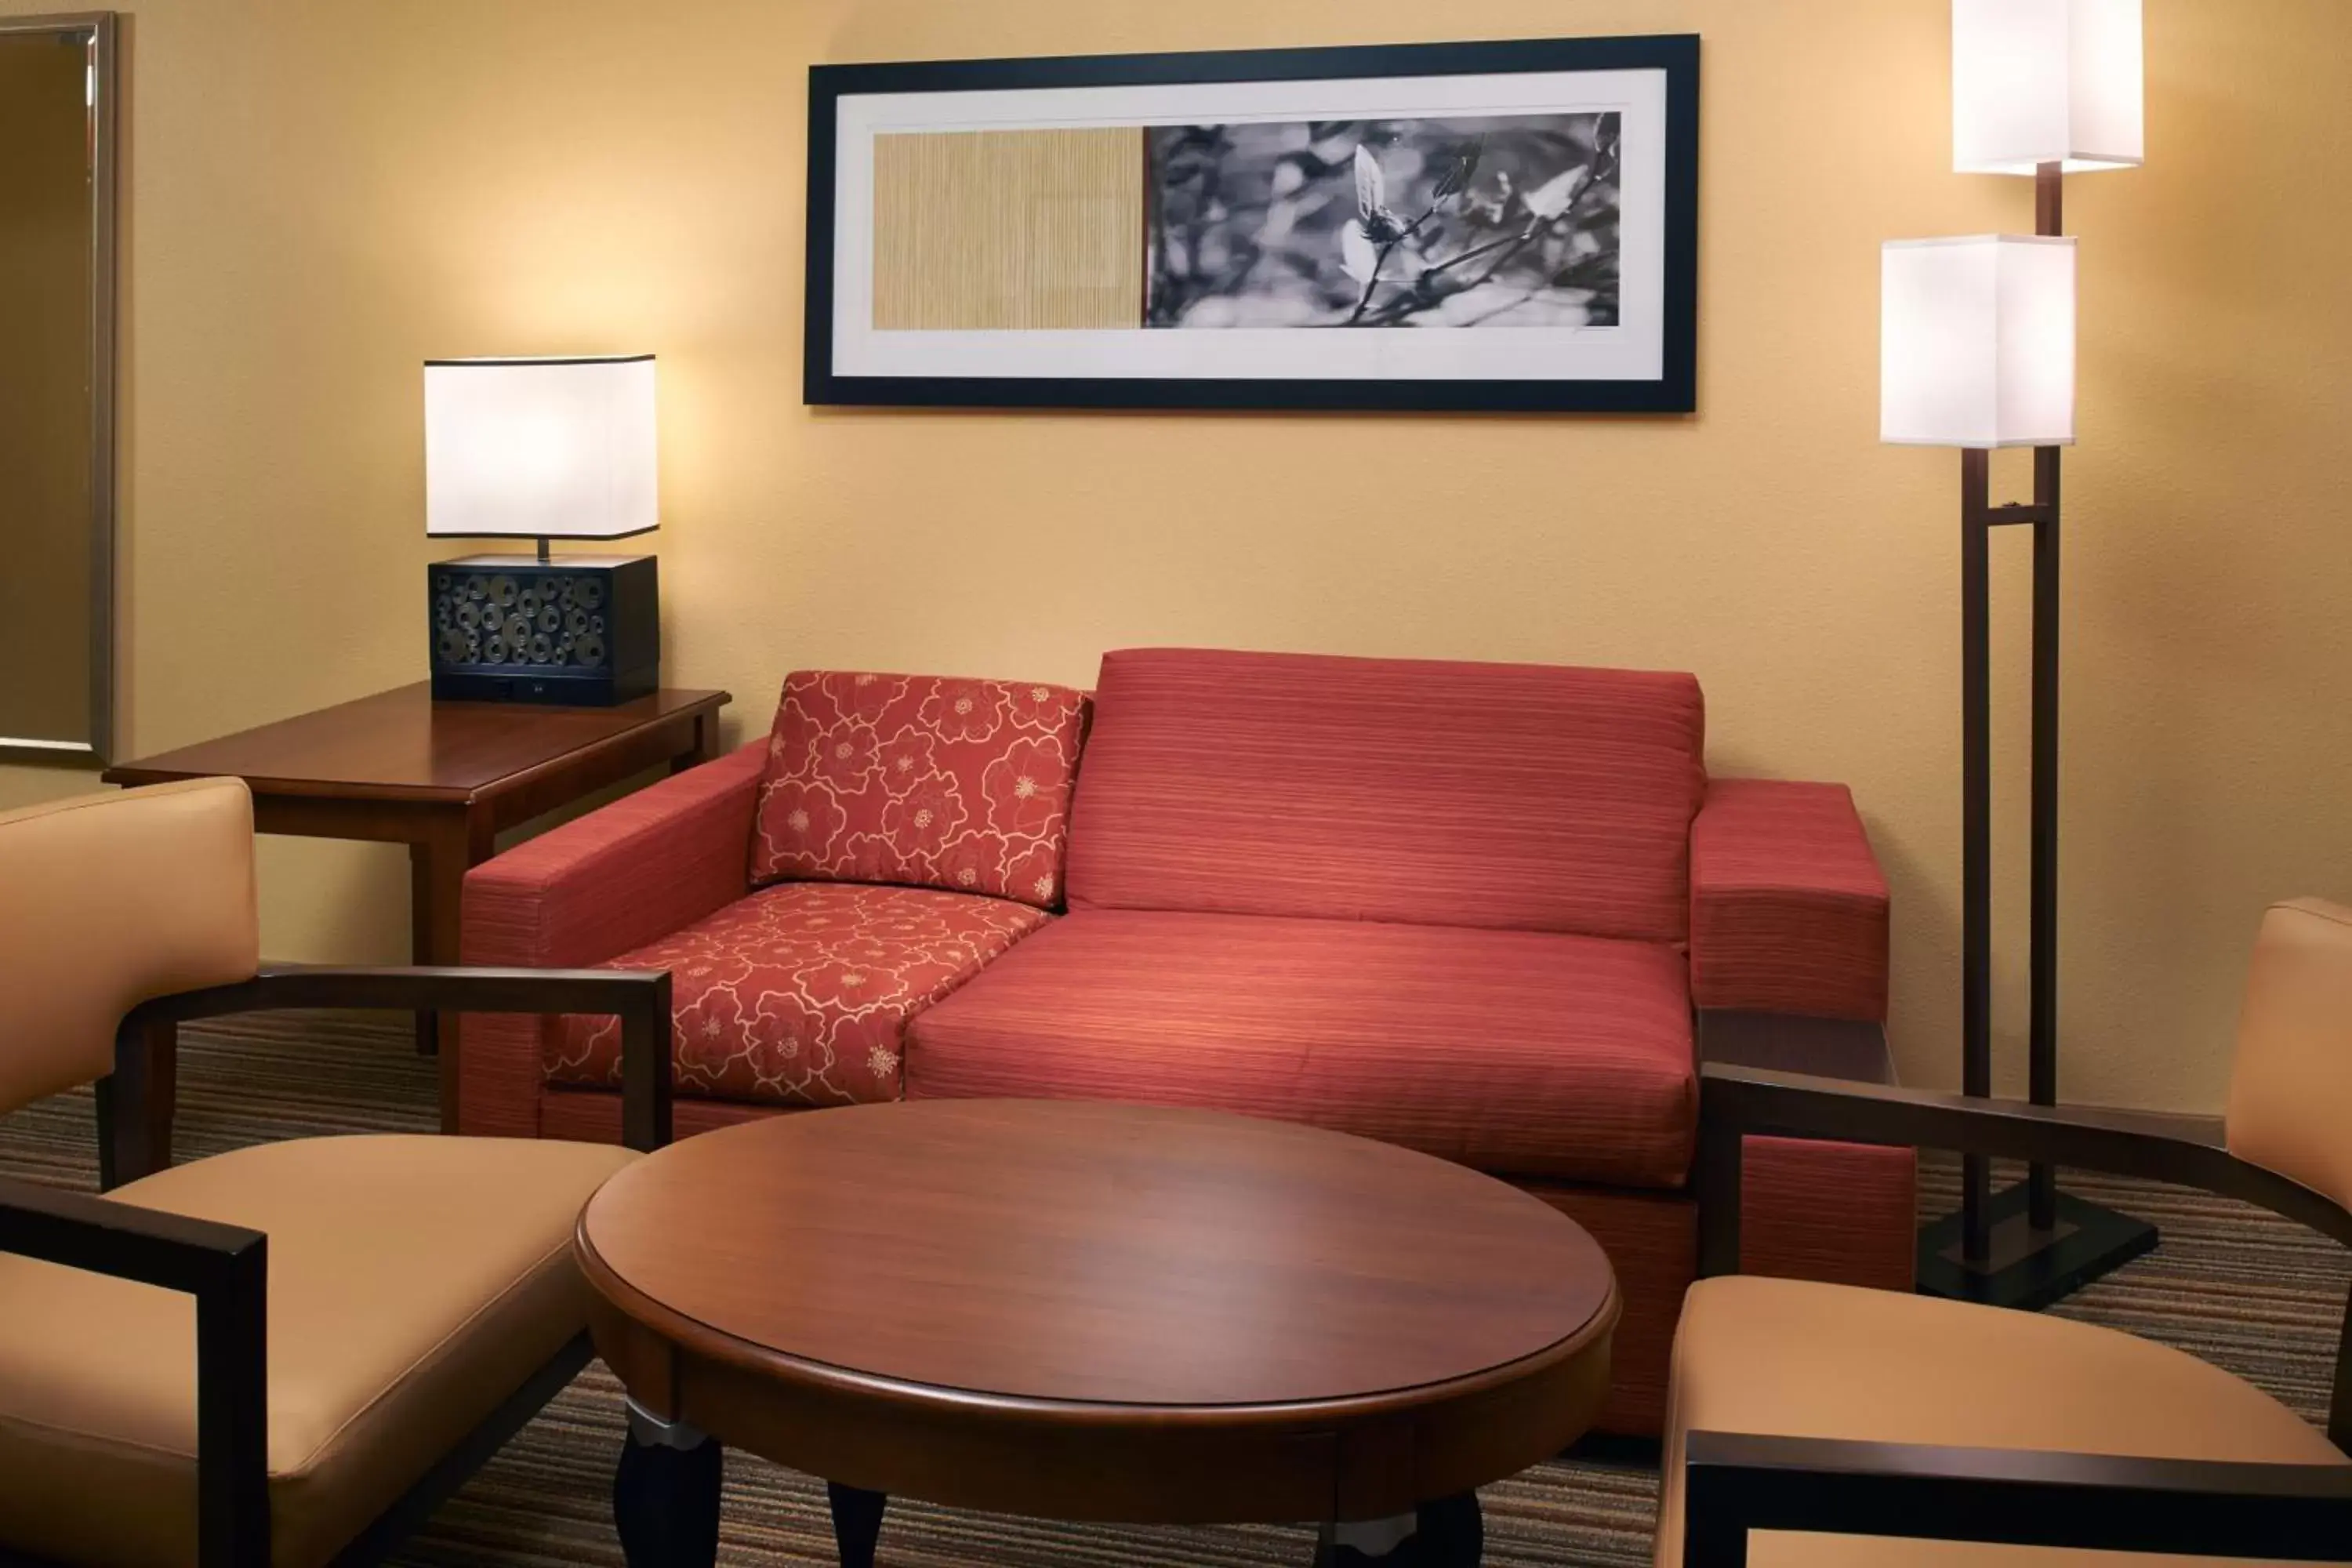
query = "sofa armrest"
(1690, 779, 1889, 1023)
(456, 741, 763, 1139)
(462, 739, 766, 969)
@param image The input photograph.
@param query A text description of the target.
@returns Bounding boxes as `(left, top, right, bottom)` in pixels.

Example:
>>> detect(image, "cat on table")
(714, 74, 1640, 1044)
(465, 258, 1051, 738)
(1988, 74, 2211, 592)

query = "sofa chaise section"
(459, 670, 1087, 1138)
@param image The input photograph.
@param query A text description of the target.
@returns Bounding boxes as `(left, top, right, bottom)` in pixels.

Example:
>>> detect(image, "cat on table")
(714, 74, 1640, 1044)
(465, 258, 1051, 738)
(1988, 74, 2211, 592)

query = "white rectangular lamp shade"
(1882, 236, 2076, 449)
(425, 355, 658, 539)
(1955, 0, 2143, 174)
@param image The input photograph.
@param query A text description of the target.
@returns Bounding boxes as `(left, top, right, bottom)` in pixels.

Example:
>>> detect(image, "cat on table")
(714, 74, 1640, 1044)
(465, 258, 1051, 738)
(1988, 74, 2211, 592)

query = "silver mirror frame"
(0, 12, 118, 765)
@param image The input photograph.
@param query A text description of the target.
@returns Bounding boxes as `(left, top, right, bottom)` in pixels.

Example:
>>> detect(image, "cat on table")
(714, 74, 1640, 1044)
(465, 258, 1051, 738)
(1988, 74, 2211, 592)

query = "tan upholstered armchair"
(1668, 898, 2352, 1566)
(0, 780, 676, 1567)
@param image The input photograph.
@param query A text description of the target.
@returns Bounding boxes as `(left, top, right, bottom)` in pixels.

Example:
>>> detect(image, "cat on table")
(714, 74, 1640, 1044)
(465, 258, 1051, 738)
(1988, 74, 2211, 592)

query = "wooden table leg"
(1417, 1493, 1483, 1566)
(415, 807, 493, 1132)
(615, 1403, 722, 1568)
(826, 1483, 887, 1568)
(673, 709, 723, 774)
(1318, 1497, 1482, 1566)
(408, 839, 440, 1059)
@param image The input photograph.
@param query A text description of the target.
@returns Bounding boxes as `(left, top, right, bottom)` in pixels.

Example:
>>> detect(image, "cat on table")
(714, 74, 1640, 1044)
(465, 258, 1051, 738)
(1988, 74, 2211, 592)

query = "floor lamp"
(1883, 0, 2157, 1309)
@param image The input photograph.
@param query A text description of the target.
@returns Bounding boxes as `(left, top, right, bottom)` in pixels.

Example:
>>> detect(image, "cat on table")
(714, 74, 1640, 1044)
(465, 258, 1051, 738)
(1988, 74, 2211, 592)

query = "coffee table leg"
(615, 1402, 722, 1568)
(1415, 1492, 1483, 1566)
(826, 1481, 888, 1568)
(1317, 1494, 1483, 1566)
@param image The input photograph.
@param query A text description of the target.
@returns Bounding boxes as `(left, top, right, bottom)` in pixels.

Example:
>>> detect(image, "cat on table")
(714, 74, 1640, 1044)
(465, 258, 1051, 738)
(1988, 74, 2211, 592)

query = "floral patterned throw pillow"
(750, 670, 1089, 909)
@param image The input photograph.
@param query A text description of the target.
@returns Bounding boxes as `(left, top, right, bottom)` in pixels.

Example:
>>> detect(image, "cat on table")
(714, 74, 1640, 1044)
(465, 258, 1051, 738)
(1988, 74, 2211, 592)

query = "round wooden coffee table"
(577, 1099, 1617, 1566)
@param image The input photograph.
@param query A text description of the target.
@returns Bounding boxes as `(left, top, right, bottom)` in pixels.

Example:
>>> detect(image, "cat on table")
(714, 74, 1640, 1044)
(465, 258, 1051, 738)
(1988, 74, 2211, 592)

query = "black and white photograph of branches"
(1145, 112, 1621, 330)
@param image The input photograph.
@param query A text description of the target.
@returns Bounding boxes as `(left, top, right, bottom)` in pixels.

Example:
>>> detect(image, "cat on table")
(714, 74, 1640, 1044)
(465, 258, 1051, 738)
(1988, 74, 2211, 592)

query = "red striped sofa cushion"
(1065, 648, 1708, 942)
(906, 908, 1697, 1189)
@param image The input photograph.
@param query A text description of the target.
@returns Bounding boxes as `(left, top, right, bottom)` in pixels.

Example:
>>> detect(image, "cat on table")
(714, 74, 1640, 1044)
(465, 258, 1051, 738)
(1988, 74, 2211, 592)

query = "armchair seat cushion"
(906, 909, 1698, 1187)
(552, 880, 1048, 1108)
(0, 1134, 636, 1568)
(1657, 1275, 2347, 1567)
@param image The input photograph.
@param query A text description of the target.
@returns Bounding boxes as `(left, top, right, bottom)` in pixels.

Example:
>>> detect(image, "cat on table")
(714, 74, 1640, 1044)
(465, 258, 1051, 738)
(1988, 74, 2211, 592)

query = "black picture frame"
(804, 34, 1700, 414)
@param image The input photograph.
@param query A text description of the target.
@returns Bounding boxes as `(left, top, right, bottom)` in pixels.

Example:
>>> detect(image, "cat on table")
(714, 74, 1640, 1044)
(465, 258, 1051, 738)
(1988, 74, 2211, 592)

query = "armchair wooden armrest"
(2, 964, 672, 1566)
(1682, 1429, 2352, 1566)
(0, 1178, 269, 1565)
(104, 965, 675, 1184)
(1694, 1060, 2352, 1457)
(1690, 1062, 2352, 1278)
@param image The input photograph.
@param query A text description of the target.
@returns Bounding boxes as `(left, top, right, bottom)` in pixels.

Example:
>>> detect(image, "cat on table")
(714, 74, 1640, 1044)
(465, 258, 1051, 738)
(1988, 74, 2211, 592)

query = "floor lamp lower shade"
(1880, 236, 2077, 448)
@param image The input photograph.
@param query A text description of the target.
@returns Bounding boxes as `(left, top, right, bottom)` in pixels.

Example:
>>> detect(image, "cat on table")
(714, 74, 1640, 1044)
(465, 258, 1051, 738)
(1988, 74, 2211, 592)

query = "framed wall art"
(804, 34, 1700, 413)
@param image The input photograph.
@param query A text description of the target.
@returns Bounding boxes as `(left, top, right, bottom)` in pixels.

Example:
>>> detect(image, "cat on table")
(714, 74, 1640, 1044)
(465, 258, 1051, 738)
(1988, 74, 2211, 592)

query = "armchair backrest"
(2225, 898, 2352, 1212)
(0, 779, 261, 1114)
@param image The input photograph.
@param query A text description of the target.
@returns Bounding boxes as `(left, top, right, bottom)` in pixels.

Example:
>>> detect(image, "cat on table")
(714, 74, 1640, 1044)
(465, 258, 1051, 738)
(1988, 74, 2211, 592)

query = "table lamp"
(1884, 0, 2151, 1308)
(423, 354, 661, 706)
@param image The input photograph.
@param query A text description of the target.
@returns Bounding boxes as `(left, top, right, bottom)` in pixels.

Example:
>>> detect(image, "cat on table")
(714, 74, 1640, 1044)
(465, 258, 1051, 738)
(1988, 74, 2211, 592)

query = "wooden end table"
(577, 1098, 1619, 1567)
(102, 683, 729, 1134)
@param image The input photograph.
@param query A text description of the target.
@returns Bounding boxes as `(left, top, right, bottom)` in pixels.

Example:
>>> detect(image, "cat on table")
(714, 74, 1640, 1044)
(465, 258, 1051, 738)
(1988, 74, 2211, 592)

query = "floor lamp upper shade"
(1881, 235, 2077, 450)
(1954, 0, 2144, 175)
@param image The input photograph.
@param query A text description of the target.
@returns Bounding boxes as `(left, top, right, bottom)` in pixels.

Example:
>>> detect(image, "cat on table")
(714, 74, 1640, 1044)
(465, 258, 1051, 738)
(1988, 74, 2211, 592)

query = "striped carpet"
(1, 1013, 2342, 1566)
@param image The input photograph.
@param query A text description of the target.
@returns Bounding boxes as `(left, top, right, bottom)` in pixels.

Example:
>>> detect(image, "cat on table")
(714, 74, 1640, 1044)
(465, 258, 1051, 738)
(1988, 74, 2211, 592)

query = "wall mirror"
(0, 13, 117, 762)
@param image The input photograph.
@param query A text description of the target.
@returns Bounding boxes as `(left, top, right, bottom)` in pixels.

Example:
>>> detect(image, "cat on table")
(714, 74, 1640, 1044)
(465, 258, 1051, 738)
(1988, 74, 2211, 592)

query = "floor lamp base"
(1917, 1183, 2158, 1311)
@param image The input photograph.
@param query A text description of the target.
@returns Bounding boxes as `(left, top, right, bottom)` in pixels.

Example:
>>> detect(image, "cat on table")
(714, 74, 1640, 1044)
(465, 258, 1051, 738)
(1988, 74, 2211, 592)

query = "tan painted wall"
(1, 0, 2344, 1114)
(0, 34, 94, 743)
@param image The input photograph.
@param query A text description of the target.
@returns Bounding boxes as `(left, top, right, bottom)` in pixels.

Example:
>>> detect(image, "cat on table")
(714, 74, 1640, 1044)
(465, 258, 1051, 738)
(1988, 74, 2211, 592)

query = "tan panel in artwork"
(873, 128, 1144, 331)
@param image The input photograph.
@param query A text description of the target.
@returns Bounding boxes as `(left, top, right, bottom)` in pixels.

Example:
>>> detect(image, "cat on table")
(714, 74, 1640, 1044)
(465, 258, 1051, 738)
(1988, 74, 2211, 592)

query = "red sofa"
(458, 648, 1912, 1433)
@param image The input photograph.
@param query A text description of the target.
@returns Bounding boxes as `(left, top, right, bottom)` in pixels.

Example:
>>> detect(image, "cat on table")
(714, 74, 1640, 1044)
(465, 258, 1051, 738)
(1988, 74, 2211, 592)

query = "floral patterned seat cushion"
(547, 880, 1048, 1108)
(750, 671, 1090, 910)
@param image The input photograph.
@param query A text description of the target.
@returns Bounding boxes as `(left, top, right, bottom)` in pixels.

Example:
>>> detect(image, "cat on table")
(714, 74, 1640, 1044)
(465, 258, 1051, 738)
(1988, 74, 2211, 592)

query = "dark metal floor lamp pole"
(2028, 165, 2067, 1240)
(1920, 163, 2158, 1304)
(2027, 436, 2063, 1236)
(1959, 445, 1994, 1262)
